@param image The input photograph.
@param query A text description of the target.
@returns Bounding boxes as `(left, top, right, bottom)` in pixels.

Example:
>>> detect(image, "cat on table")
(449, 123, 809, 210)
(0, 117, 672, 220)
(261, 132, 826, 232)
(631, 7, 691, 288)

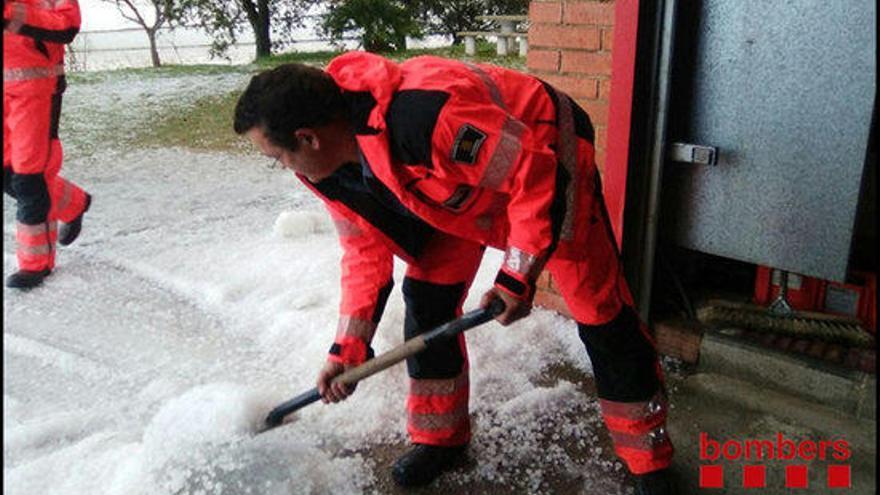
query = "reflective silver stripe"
(552, 88, 579, 241)
(480, 118, 526, 189)
(463, 62, 526, 189)
(7, 3, 27, 32)
(409, 403, 469, 431)
(599, 391, 668, 421)
(17, 221, 56, 236)
(609, 425, 671, 451)
(465, 62, 507, 110)
(57, 182, 73, 213)
(336, 315, 376, 342)
(410, 372, 468, 396)
(19, 244, 52, 256)
(333, 217, 362, 238)
(502, 246, 540, 277)
(4, 65, 66, 83)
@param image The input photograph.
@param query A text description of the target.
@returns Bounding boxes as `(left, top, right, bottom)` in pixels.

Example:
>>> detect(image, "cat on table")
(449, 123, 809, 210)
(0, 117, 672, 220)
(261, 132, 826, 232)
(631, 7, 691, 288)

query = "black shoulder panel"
(538, 79, 595, 143)
(386, 89, 451, 167)
(344, 91, 381, 135)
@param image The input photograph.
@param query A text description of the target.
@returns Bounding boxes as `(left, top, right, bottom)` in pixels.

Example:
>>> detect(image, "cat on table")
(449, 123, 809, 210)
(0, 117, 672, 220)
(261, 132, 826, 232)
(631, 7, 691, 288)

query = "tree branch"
(108, 0, 149, 29)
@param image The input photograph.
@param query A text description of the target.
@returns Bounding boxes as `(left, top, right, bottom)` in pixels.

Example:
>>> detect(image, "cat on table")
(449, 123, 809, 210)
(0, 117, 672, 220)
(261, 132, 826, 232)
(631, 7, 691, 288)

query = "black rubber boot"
(59, 193, 91, 246)
(391, 443, 467, 487)
(6, 268, 51, 289)
(634, 469, 675, 495)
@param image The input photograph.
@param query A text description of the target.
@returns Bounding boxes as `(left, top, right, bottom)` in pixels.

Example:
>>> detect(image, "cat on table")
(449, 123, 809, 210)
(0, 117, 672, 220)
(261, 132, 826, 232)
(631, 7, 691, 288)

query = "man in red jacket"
(3, 0, 92, 289)
(234, 53, 674, 494)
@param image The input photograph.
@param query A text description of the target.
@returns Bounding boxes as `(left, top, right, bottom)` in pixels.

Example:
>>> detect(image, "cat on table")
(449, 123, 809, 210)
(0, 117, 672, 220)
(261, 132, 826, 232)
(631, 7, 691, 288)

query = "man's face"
(245, 127, 337, 182)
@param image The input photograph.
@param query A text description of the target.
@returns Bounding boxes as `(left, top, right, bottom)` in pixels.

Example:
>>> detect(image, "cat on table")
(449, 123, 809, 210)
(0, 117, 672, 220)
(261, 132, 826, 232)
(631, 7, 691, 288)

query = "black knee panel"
(11, 172, 50, 224)
(402, 277, 467, 379)
(578, 306, 660, 402)
(3, 167, 16, 198)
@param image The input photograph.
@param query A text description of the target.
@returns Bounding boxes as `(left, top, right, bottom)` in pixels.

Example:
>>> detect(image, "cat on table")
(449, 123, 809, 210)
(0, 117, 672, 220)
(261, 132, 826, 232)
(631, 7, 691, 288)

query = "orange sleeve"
(5, 1, 80, 44)
(428, 89, 559, 270)
(318, 204, 393, 349)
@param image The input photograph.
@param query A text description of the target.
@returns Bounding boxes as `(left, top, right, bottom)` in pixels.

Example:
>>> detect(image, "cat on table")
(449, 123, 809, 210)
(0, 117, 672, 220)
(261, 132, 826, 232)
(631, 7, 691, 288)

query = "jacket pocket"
(407, 179, 481, 214)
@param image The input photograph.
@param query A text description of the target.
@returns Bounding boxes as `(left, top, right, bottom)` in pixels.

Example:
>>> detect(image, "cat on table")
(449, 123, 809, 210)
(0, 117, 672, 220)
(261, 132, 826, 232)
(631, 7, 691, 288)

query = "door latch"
(669, 142, 718, 166)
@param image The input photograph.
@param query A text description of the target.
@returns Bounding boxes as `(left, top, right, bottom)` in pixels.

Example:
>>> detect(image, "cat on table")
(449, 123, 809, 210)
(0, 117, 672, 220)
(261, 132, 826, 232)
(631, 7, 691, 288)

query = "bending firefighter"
(3, 0, 91, 289)
(234, 53, 674, 494)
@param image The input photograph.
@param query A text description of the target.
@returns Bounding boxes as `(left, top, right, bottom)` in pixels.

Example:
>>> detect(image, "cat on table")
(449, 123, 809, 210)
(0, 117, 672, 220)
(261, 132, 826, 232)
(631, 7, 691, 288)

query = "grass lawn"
(75, 42, 524, 154)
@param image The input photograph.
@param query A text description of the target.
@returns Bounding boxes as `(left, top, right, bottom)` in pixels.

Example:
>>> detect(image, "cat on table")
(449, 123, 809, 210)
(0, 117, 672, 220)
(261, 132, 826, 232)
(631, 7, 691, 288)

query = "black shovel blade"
(262, 388, 321, 432)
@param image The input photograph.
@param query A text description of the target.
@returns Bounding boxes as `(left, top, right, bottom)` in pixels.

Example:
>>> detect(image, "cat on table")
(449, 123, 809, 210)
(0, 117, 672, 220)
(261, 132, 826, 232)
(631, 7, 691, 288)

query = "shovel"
(261, 298, 505, 432)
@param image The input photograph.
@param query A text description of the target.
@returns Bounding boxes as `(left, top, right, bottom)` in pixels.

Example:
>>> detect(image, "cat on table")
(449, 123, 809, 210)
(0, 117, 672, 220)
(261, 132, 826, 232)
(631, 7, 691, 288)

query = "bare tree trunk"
(256, 0, 271, 58)
(241, 0, 272, 59)
(147, 28, 161, 67)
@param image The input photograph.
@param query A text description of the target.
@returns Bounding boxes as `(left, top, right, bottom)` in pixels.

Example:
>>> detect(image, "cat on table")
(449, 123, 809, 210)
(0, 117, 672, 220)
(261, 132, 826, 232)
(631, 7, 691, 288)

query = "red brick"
(527, 49, 561, 72)
(824, 344, 844, 363)
(575, 98, 609, 126)
(807, 340, 827, 359)
(844, 348, 861, 368)
(775, 336, 794, 351)
(563, 1, 616, 26)
(529, 24, 601, 50)
(534, 288, 573, 318)
(595, 125, 606, 150)
(561, 50, 612, 76)
(538, 73, 598, 99)
(859, 349, 876, 373)
(529, 1, 563, 23)
(598, 78, 612, 99)
(654, 318, 703, 363)
(536, 270, 554, 291)
(601, 28, 614, 51)
(791, 339, 810, 354)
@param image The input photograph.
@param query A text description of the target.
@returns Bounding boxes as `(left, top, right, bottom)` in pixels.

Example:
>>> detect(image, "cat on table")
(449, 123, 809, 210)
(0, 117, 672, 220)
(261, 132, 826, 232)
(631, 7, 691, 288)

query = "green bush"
(321, 0, 421, 52)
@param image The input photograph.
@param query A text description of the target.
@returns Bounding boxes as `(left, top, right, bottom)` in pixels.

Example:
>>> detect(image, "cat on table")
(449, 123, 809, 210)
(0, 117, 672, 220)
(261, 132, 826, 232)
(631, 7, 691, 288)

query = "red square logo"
(828, 465, 851, 488)
(700, 465, 724, 488)
(743, 465, 766, 488)
(785, 465, 809, 488)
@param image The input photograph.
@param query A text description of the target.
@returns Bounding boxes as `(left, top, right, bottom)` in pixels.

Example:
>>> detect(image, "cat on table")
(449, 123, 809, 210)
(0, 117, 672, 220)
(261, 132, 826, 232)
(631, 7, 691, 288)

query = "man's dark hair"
(233, 63, 347, 151)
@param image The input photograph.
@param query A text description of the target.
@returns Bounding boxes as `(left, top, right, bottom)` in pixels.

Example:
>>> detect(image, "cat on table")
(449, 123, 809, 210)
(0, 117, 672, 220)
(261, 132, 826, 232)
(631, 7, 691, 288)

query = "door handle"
(669, 142, 718, 166)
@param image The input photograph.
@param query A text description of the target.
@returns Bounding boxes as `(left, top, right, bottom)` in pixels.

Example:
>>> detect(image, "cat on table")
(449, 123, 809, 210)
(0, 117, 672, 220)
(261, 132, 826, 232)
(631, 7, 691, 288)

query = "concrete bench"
(456, 31, 528, 57)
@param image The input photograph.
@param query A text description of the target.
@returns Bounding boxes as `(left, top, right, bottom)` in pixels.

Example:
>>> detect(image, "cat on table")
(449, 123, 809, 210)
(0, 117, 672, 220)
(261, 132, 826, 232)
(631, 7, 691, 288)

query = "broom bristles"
(697, 300, 874, 348)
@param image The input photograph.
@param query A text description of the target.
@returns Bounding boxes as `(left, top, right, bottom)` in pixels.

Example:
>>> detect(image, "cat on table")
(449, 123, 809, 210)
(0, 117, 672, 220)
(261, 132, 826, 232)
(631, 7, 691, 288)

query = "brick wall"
(527, 0, 615, 171)
(527, 0, 617, 319)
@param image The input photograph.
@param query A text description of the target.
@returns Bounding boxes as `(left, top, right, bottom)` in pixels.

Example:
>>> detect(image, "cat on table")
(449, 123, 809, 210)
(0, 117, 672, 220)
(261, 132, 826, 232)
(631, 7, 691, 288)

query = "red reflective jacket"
(303, 52, 608, 346)
(3, 0, 80, 94)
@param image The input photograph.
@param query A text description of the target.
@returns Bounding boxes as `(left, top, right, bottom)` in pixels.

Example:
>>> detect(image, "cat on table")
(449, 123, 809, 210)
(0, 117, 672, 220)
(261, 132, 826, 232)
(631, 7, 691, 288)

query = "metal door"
(659, 0, 875, 282)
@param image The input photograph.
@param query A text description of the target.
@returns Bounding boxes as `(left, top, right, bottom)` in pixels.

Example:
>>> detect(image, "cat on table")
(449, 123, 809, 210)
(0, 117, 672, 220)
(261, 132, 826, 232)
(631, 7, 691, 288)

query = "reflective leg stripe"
(16, 221, 56, 270)
(3, 65, 66, 83)
(614, 443, 675, 475)
(332, 217, 363, 238)
(599, 391, 674, 474)
(407, 371, 470, 446)
(335, 315, 377, 343)
(50, 173, 91, 225)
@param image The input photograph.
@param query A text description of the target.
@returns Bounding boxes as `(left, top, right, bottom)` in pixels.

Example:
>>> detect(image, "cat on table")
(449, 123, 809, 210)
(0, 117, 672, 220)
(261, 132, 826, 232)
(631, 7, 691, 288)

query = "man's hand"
(316, 360, 357, 403)
(481, 287, 531, 326)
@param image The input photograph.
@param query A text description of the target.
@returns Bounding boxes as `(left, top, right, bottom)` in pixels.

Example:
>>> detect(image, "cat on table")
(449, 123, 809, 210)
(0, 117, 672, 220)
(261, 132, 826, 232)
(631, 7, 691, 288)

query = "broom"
(697, 271, 874, 349)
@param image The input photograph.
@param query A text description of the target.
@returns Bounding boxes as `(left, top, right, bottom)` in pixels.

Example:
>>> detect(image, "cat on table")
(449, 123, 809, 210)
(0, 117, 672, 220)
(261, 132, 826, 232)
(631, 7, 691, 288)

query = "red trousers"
(3, 85, 88, 271)
(403, 231, 672, 475)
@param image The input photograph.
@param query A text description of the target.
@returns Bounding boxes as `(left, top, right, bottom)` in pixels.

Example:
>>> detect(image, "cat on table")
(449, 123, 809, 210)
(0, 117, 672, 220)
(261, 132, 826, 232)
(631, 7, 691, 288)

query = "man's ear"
(293, 128, 320, 150)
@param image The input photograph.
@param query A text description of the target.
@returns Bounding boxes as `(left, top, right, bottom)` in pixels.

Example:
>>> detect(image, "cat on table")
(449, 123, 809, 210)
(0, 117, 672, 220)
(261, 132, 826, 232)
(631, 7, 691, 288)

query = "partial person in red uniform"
(3, 0, 91, 289)
(233, 52, 674, 494)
